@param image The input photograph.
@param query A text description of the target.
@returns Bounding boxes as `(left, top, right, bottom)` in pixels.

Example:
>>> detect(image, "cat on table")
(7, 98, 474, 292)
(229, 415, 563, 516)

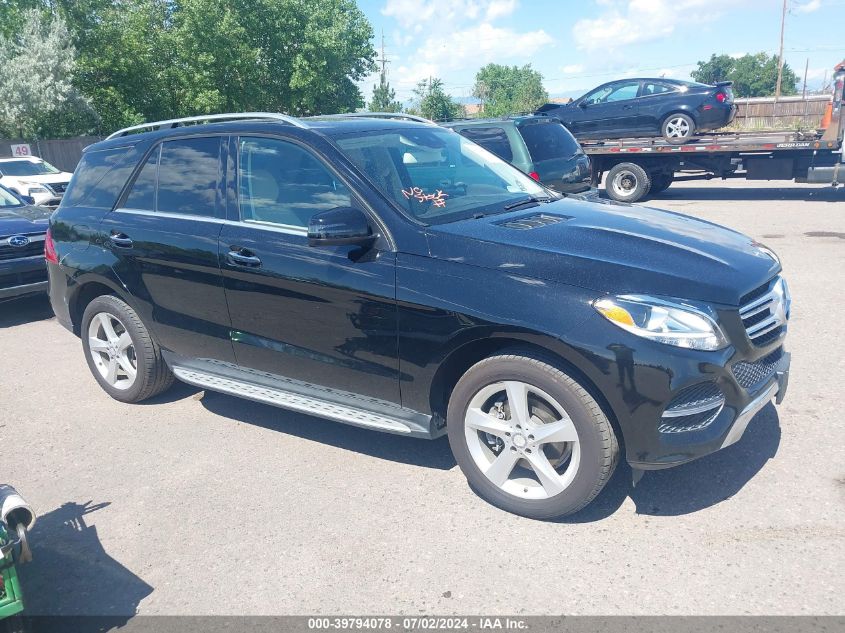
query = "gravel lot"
(2, 178, 844, 616)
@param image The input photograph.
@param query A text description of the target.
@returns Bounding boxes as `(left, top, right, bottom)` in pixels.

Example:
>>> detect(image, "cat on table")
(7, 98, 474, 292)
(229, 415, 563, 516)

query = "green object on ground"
(0, 523, 24, 619)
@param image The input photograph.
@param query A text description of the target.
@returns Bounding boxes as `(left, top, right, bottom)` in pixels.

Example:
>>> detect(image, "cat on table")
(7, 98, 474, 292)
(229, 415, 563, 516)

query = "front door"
(218, 135, 400, 405)
(571, 81, 642, 138)
(101, 135, 235, 363)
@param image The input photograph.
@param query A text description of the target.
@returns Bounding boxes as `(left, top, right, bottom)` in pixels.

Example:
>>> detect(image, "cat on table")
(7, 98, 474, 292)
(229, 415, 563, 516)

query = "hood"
(425, 197, 780, 305)
(0, 206, 52, 236)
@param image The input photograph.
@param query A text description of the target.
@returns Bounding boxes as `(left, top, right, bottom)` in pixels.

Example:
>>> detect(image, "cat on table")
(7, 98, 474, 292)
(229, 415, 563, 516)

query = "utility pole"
(376, 31, 390, 80)
(802, 57, 809, 98)
(775, 0, 787, 103)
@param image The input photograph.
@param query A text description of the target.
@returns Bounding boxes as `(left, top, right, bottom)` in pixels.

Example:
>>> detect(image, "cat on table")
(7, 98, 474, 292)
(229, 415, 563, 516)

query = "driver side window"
(238, 137, 352, 229)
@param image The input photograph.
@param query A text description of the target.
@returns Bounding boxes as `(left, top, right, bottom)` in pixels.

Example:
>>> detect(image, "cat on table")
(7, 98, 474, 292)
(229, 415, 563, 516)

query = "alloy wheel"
(87, 312, 137, 390)
(464, 381, 581, 500)
(665, 116, 691, 138)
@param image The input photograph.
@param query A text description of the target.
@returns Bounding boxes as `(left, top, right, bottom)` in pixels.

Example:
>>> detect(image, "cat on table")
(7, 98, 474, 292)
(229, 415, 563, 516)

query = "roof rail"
(105, 112, 307, 140)
(312, 112, 438, 126)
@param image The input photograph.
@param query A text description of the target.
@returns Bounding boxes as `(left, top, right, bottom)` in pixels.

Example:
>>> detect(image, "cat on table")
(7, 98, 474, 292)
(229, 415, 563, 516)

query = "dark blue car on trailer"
(538, 78, 736, 144)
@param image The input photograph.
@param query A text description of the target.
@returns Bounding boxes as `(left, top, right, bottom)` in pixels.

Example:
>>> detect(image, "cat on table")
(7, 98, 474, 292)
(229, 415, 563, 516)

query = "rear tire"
(605, 162, 651, 203)
(661, 113, 695, 144)
(81, 295, 174, 403)
(650, 171, 674, 194)
(447, 351, 619, 520)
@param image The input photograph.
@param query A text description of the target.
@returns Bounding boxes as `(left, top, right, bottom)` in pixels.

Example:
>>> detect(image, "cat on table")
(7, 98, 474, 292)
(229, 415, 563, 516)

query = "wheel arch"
(67, 274, 131, 336)
(428, 333, 626, 451)
(660, 108, 699, 129)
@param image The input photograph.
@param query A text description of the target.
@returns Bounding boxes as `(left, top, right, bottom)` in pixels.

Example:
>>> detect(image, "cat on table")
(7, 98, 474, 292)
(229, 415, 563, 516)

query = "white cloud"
(572, 0, 733, 52)
(562, 64, 585, 74)
(485, 0, 519, 20)
(794, 0, 821, 13)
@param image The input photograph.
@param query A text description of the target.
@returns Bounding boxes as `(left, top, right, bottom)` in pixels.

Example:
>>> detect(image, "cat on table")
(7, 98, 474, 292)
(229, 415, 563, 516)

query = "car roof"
(89, 116, 437, 152)
(0, 157, 44, 163)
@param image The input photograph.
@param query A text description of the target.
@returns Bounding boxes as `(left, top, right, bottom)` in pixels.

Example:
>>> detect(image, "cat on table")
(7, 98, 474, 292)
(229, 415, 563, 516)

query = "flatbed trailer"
(581, 65, 845, 203)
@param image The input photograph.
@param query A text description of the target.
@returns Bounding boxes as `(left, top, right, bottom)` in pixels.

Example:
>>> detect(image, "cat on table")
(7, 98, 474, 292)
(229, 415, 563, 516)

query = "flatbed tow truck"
(580, 63, 845, 202)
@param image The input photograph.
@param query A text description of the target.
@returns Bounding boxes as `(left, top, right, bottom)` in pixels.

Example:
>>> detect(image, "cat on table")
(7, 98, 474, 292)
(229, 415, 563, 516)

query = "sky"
(355, 0, 844, 104)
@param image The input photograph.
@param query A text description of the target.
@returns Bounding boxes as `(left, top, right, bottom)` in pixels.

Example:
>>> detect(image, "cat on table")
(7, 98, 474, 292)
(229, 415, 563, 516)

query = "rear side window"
(121, 137, 221, 217)
(124, 147, 158, 210)
(157, 137, 220, 216)
(456, 127, 513, 162)
(641, 82, 674, 96)
(518, 122, 582, 163)
(63, 146, 137, 209)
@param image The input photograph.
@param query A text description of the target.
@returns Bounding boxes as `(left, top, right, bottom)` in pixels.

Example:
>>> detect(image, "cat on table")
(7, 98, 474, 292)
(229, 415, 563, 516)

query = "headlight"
(26, 186, 49, 195)
(593, 295, 727, 351)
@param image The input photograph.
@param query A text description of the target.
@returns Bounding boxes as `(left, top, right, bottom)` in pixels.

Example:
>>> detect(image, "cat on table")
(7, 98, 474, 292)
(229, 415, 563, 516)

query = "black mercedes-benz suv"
(46, 113, 790, 519)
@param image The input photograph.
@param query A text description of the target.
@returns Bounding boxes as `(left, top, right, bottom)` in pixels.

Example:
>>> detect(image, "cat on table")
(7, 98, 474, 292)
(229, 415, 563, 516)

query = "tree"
(472, 64, 548, 117)
(369, 74, 402, 112)
(691, 52, 799, 97)
(412, 78, 461, 121)
(0, 9, 97, 139)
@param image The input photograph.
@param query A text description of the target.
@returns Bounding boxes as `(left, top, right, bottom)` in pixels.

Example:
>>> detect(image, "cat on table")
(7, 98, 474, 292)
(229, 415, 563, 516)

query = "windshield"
(332, 127, 549, 225)
(0, 186, 23, 207)
(0, 159, 61, 176)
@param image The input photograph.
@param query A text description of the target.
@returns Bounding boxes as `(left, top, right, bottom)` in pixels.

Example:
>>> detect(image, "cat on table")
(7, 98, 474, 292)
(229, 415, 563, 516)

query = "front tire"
(447, 352, 619, 519)
(81, 295, 174, 403)
(661, 113, 695, 144)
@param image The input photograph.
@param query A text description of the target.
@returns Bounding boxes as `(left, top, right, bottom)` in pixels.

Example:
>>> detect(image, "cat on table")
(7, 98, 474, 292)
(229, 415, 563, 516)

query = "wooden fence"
(731, 95, 831, 131)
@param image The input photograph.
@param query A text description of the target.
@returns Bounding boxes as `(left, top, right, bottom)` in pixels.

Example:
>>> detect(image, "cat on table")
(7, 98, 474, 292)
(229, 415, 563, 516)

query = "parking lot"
(2, 178, 844, 617)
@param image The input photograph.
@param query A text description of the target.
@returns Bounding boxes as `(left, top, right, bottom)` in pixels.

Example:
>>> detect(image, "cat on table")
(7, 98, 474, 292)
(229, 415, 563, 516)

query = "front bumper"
(0, 256, 48, 300)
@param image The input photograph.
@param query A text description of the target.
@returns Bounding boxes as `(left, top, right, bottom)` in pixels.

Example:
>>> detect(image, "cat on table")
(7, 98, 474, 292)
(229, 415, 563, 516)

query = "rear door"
(218, 135, 400, 404)
(100, 135, 235, 363)
(516, 120, 591, 193)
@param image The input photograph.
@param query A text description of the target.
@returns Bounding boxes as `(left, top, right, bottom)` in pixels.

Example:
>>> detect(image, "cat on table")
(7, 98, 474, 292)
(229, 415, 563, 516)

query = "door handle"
(622, 104, 634, 109)
(227, 248, 261, 267)
(109, 231, 133, 248)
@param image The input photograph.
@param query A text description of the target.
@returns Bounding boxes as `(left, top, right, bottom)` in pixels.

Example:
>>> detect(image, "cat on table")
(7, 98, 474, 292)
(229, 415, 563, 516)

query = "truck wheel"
(662, 113, 695, 144)
(650, 172, 674, 194)
(605, 163, 651, 203)
(447, 351, 619, 520)
(81, 295, 175, 403)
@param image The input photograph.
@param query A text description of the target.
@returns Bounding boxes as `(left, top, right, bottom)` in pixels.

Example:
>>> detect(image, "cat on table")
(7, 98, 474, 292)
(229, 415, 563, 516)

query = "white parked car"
(0, 157, 73, 207)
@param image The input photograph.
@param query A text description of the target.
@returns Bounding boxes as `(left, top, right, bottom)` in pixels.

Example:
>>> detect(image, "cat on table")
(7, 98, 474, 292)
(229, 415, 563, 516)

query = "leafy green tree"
(0, 9, 97, 139)
(472, 64, 548, 116)
(369, 74, 402, 112)
(413, 78, 461, 121)
(691, 52, 798, 97)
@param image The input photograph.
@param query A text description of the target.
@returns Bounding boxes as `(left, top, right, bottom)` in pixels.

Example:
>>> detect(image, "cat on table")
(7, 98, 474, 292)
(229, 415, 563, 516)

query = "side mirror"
(308, 207, 376, 247)
(578, 101, 588, 109)
(20, 195, 36, 205)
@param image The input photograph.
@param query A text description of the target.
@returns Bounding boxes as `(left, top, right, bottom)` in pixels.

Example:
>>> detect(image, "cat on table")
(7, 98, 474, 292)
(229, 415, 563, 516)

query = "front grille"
(732, 347, 785, 391)
(0, 267, 47, 290)
(660, 382, 724, 434)
(48, 182, 69, 194)
(498, 213, 570, 230)
(0, 236, 45, 261)
(739, 277, 788, 346)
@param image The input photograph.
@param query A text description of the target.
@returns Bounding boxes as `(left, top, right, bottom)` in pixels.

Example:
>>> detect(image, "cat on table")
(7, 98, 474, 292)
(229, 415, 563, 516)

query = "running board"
(172, 366, 417, 436)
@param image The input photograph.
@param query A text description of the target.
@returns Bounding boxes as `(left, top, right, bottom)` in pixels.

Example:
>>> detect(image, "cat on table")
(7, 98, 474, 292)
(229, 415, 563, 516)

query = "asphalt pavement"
(2, 178, 843, 616)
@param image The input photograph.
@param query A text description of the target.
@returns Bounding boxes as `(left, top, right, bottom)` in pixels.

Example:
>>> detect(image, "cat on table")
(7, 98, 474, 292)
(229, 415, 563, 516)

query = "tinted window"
(641, 82, 674, 96)
(457, 127, 513, 162)
(238, 137, 352, 229)
(66, 146, 138, 209)
(583, 81, 640, 104)
(519, 122, 581, 162)
(157, 137, 220, 216)
(0, 159, 60, 176)
(124, 147, 158, 211)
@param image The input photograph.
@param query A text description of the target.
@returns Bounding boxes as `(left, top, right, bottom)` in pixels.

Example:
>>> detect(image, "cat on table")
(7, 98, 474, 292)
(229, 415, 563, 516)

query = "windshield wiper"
(503, 195, 554, 211)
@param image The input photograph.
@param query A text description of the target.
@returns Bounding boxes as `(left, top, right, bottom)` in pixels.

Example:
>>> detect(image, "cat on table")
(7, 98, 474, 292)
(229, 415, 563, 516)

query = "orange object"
(820, 101, 833, 129)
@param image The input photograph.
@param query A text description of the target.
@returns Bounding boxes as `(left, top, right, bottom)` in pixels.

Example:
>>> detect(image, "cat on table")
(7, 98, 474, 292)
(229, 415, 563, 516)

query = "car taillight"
(528, 171, 541, 181)
(715, 92, 727, 103)
(45, 227, 58, 264)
